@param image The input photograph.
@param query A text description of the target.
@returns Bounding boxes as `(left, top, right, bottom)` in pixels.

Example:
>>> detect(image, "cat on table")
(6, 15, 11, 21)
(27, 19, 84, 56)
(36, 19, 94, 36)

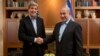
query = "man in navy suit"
(18, 2, 47, 56)
(37, 6, 83, 56)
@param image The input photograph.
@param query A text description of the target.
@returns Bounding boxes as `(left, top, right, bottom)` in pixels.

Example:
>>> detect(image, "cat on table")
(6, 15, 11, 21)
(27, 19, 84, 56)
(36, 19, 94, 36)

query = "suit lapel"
(26, 16, 37, 35)
(56, 23, 62, 42)
(36, 17, 40, 35)
(60, 20, 72, 43)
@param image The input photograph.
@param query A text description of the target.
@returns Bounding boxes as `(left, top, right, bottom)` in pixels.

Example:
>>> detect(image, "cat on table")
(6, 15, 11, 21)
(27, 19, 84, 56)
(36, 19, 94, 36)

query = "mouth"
(31, 12, 35, 13)
(30, 13, 37, 16)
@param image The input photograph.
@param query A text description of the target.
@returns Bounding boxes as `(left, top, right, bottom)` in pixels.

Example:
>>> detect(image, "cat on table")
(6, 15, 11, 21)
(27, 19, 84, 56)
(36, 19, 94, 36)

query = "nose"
(32, 9, 36, 11)
(61, 14, 64, 17)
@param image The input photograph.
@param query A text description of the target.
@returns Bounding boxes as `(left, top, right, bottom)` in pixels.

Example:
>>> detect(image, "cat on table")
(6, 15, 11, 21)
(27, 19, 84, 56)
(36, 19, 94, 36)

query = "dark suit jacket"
(44, 20, 83, 56)
(18, 16, 47, 56)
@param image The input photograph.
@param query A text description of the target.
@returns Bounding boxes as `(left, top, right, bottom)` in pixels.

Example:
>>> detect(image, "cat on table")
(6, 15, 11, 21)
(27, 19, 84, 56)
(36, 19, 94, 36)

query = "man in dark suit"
(18, 2, 47, 56)
(37, 6, 83, 56)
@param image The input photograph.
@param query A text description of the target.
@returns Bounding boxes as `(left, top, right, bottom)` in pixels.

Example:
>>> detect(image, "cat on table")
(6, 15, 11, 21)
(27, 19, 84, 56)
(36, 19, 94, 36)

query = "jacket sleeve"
(44, 24, 58, 44)
(41, 19, 46, 39)
(40, 19, 48, 49)
(74, 24, 83, 56)
(18, 19, 35, 43)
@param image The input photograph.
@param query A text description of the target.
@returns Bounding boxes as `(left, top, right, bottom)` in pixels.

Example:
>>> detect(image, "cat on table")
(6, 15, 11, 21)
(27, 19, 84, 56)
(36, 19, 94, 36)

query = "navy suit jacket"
(18, 16, 47, 56)
(44, 20, 83, 56)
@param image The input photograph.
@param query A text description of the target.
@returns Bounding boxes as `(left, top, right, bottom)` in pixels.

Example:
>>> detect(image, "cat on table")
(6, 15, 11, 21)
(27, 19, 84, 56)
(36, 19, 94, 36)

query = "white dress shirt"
(59, 18, 71, 42)
(29, 16, 37, 42)
(31, 18, 37, 34)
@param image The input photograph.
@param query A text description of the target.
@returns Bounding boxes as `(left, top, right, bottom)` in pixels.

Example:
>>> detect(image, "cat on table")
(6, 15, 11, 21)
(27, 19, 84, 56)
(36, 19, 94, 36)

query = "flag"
(66, 0, 74, 21)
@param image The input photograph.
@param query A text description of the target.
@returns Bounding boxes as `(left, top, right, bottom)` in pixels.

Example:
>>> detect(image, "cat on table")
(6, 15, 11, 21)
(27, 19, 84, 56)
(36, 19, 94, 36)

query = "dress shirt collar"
(29, 15, 37, 20)
(62, 16, 71, 25)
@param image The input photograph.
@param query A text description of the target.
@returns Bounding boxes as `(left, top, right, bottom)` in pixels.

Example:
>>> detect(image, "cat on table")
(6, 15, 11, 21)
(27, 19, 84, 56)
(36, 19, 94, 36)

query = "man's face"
(28, 6, 38, 17)
(60, 8, 69, 21)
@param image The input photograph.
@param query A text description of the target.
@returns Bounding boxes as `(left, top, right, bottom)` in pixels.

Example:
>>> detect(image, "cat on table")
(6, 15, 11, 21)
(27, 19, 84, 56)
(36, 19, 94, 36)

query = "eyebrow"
(60, 12, 66, 14)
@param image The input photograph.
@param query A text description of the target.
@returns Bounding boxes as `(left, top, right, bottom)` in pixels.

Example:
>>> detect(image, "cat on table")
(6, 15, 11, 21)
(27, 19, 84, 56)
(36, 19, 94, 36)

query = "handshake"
(35, 37, 44, 44)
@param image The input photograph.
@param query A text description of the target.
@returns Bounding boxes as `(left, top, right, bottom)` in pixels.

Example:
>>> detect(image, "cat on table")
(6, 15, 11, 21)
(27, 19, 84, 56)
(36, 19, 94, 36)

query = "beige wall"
(38, 0, 66, 28)
(0, 0, 3, 56)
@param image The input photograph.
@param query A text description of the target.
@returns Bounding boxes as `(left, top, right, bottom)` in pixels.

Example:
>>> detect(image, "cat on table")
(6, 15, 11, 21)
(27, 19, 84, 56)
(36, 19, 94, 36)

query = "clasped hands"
(35, 37, 44, 44)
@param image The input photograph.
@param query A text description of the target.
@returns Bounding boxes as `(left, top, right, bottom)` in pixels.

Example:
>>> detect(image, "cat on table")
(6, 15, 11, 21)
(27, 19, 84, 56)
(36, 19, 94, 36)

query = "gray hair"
(28, 1, 38, 8)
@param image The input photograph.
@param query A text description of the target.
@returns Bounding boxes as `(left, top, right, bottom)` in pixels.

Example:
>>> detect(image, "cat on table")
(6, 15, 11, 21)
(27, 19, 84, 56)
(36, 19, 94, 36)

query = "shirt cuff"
(34, 38, 37, 42)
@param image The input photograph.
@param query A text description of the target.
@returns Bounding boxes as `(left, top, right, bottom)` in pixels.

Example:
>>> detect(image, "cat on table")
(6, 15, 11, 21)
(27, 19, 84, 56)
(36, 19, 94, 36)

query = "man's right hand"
(35, 37, 44, 44)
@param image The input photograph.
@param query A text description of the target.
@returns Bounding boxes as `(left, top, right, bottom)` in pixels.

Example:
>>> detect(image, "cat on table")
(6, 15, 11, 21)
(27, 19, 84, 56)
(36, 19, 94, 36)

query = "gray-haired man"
(18, 1, 47, 56)
(37, 6, 83, 56)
